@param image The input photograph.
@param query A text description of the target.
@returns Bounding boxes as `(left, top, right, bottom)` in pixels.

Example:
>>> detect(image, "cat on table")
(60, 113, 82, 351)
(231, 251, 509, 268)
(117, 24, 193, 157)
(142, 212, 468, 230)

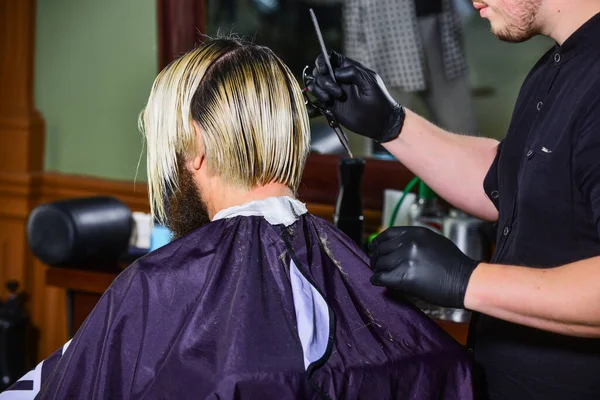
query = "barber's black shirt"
(477, 12, 600, 400)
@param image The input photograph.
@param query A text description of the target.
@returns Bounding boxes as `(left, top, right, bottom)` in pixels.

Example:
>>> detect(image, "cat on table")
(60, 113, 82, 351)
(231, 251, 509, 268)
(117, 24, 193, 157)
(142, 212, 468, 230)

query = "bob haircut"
(139, 38, 311, 224)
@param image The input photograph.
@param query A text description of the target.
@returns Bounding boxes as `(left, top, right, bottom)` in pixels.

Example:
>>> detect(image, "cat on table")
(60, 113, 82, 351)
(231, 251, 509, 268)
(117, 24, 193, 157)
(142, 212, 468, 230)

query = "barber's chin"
(492, 26, 535, 43)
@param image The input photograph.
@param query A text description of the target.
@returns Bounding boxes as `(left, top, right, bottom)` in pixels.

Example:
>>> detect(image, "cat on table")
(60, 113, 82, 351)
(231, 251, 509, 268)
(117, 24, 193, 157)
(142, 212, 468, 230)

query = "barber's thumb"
(307, 81, 331, 104)
(315, 52, 331, 75)
(334, 65, 362, 85)
(371, 270, 403, 289)
(329, 50, 345, 67)
(315, 50, 344, 73)
(315, 75, 343, 99)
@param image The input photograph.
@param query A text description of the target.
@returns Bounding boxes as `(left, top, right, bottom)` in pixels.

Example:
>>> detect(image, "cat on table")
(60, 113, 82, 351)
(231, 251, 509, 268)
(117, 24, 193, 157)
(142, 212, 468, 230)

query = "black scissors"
(302, 65, 353, 158)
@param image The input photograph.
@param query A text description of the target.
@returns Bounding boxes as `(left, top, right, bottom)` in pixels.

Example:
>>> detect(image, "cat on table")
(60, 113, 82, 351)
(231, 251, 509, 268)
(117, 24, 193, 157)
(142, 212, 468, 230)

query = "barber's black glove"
(369, 227, 479, 309)
(306, 51, 405, 143)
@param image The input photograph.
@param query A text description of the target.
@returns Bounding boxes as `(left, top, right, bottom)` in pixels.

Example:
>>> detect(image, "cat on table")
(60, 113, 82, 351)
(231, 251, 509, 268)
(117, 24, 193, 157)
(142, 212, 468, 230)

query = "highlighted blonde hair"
(139, 38, 311, 224)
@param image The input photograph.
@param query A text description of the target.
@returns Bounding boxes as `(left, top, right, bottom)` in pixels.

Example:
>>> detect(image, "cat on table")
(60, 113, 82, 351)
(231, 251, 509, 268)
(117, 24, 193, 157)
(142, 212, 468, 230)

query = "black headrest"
(27, 196, 132, 267)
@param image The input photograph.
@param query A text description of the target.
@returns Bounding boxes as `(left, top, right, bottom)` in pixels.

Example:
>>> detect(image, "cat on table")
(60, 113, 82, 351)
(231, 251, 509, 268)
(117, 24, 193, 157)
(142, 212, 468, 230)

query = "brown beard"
(165, 154, 211, 239)
(492, 0, 542, 43)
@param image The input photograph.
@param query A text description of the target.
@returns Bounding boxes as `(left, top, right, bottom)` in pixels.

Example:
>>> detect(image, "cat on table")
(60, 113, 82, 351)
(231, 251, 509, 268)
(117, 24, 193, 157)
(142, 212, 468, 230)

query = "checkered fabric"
(343, 0, 468, 92)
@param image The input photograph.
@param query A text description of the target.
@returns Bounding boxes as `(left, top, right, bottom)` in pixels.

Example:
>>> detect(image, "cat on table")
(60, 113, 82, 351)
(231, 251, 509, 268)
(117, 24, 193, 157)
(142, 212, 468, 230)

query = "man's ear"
(191, 121, 205, 172)
(190, 154, 202, 171)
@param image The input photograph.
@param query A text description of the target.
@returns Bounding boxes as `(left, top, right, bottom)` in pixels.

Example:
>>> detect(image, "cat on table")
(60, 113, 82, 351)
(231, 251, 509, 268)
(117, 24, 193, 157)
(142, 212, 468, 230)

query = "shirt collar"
(553, 12, 600, 64)
(212, 196, 308, 227)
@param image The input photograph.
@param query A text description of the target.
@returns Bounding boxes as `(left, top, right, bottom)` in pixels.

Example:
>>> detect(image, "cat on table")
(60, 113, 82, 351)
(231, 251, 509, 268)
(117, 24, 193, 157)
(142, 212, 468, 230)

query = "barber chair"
(27, 196, 133, 267)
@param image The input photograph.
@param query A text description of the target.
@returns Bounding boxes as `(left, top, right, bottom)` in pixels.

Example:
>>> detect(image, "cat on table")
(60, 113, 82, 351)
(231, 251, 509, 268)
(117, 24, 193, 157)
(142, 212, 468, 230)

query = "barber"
(308, 1, 600, 399)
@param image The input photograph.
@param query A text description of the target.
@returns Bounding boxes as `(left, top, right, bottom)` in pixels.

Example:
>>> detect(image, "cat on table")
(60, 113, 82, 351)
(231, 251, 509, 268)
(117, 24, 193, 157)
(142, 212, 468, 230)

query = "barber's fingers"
(370, 265, 409, 289)
(307, 74, 344, 103)
(334, 65, 359, 82)
(311, 63, 338, 89)
(329, 50, 345, 68)
(370, 246, 407, 272)
(316, 51, 362, 74)
(315, 53, 330, 75)
(370, 226, 408, 250)
(315, 75, 343, 99)
(373, 240, 407, 260)
(334, 62, 378, 92)
(307, 81, 331, 104)
(315, 51, 344, 75)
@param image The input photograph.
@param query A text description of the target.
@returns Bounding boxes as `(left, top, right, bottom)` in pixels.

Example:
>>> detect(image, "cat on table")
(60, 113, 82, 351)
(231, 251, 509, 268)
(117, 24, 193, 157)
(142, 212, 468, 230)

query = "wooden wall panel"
(157, 0, 206, 70)
(42, 173, 150, 213)
(0, 0, 45, 174)
(0, 0, 50, 360)
(29, 257, 67, 360)
(0, 0, 44, 359)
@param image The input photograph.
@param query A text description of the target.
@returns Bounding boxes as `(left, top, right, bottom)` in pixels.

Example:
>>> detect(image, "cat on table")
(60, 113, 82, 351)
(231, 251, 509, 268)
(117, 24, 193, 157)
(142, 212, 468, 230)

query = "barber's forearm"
(465, 257, 600, 337)
(383, 109, 500, 221)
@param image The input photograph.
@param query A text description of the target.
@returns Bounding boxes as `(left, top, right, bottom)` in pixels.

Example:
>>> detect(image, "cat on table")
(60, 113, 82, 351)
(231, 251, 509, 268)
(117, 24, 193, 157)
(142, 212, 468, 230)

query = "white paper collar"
(212, 196, 308, 227)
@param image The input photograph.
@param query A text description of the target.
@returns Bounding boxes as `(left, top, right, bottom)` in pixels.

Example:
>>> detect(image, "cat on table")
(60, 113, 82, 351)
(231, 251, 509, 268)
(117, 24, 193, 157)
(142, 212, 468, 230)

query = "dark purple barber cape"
(2, 197, 474, 399)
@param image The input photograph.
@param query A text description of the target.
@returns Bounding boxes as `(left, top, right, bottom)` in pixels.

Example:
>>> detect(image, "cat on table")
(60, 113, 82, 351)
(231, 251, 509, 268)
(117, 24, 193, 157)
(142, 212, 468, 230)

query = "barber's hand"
(306, 51, 405, 143)
(369, 227, 479, 308)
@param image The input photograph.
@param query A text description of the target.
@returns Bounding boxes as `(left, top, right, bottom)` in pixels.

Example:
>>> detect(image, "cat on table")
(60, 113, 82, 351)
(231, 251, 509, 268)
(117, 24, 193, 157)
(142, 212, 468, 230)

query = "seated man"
(2, 38, 474, 399)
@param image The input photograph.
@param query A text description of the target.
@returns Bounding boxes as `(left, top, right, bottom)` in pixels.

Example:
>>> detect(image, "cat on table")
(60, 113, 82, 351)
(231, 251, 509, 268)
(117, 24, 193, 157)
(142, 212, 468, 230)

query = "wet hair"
(139, 37, 310, 224)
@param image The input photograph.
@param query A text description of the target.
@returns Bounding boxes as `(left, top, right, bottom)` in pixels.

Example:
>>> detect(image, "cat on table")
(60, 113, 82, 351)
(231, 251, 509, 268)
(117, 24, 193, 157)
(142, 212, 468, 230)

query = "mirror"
(205, 0, 354, 157)
(203, 0, 554, 160)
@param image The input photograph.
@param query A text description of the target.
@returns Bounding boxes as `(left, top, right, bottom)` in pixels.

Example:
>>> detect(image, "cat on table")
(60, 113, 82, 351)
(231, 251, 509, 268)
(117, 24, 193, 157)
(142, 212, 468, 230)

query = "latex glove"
(306, 51, 405, 143)
(369, 227, 480, 308)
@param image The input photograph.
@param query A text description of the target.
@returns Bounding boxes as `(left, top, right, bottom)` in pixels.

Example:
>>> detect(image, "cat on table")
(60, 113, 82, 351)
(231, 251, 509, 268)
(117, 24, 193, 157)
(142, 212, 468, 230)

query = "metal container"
(415, 209, 493, 323)
(442, 209, 492, 261)
(410, 297, 472, 323)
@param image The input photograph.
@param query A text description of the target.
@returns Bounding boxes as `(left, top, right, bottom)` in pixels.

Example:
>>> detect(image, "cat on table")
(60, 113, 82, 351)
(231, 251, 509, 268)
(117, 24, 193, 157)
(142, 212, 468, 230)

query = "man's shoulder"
(122, 215, 292, 276)
(117, 213, 365, 284)
(132, 220, 230, 272)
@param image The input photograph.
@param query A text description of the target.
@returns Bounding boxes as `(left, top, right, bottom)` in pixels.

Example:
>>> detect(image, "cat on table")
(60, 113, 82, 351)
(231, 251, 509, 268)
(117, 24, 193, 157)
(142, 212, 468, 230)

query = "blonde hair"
(139, 38, 311, 225)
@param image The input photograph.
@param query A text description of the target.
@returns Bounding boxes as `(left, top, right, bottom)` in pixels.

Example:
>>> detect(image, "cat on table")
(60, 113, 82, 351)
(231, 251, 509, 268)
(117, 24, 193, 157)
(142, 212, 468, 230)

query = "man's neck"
(207, 182, 295, 220)
(541, 1, 600, 45)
